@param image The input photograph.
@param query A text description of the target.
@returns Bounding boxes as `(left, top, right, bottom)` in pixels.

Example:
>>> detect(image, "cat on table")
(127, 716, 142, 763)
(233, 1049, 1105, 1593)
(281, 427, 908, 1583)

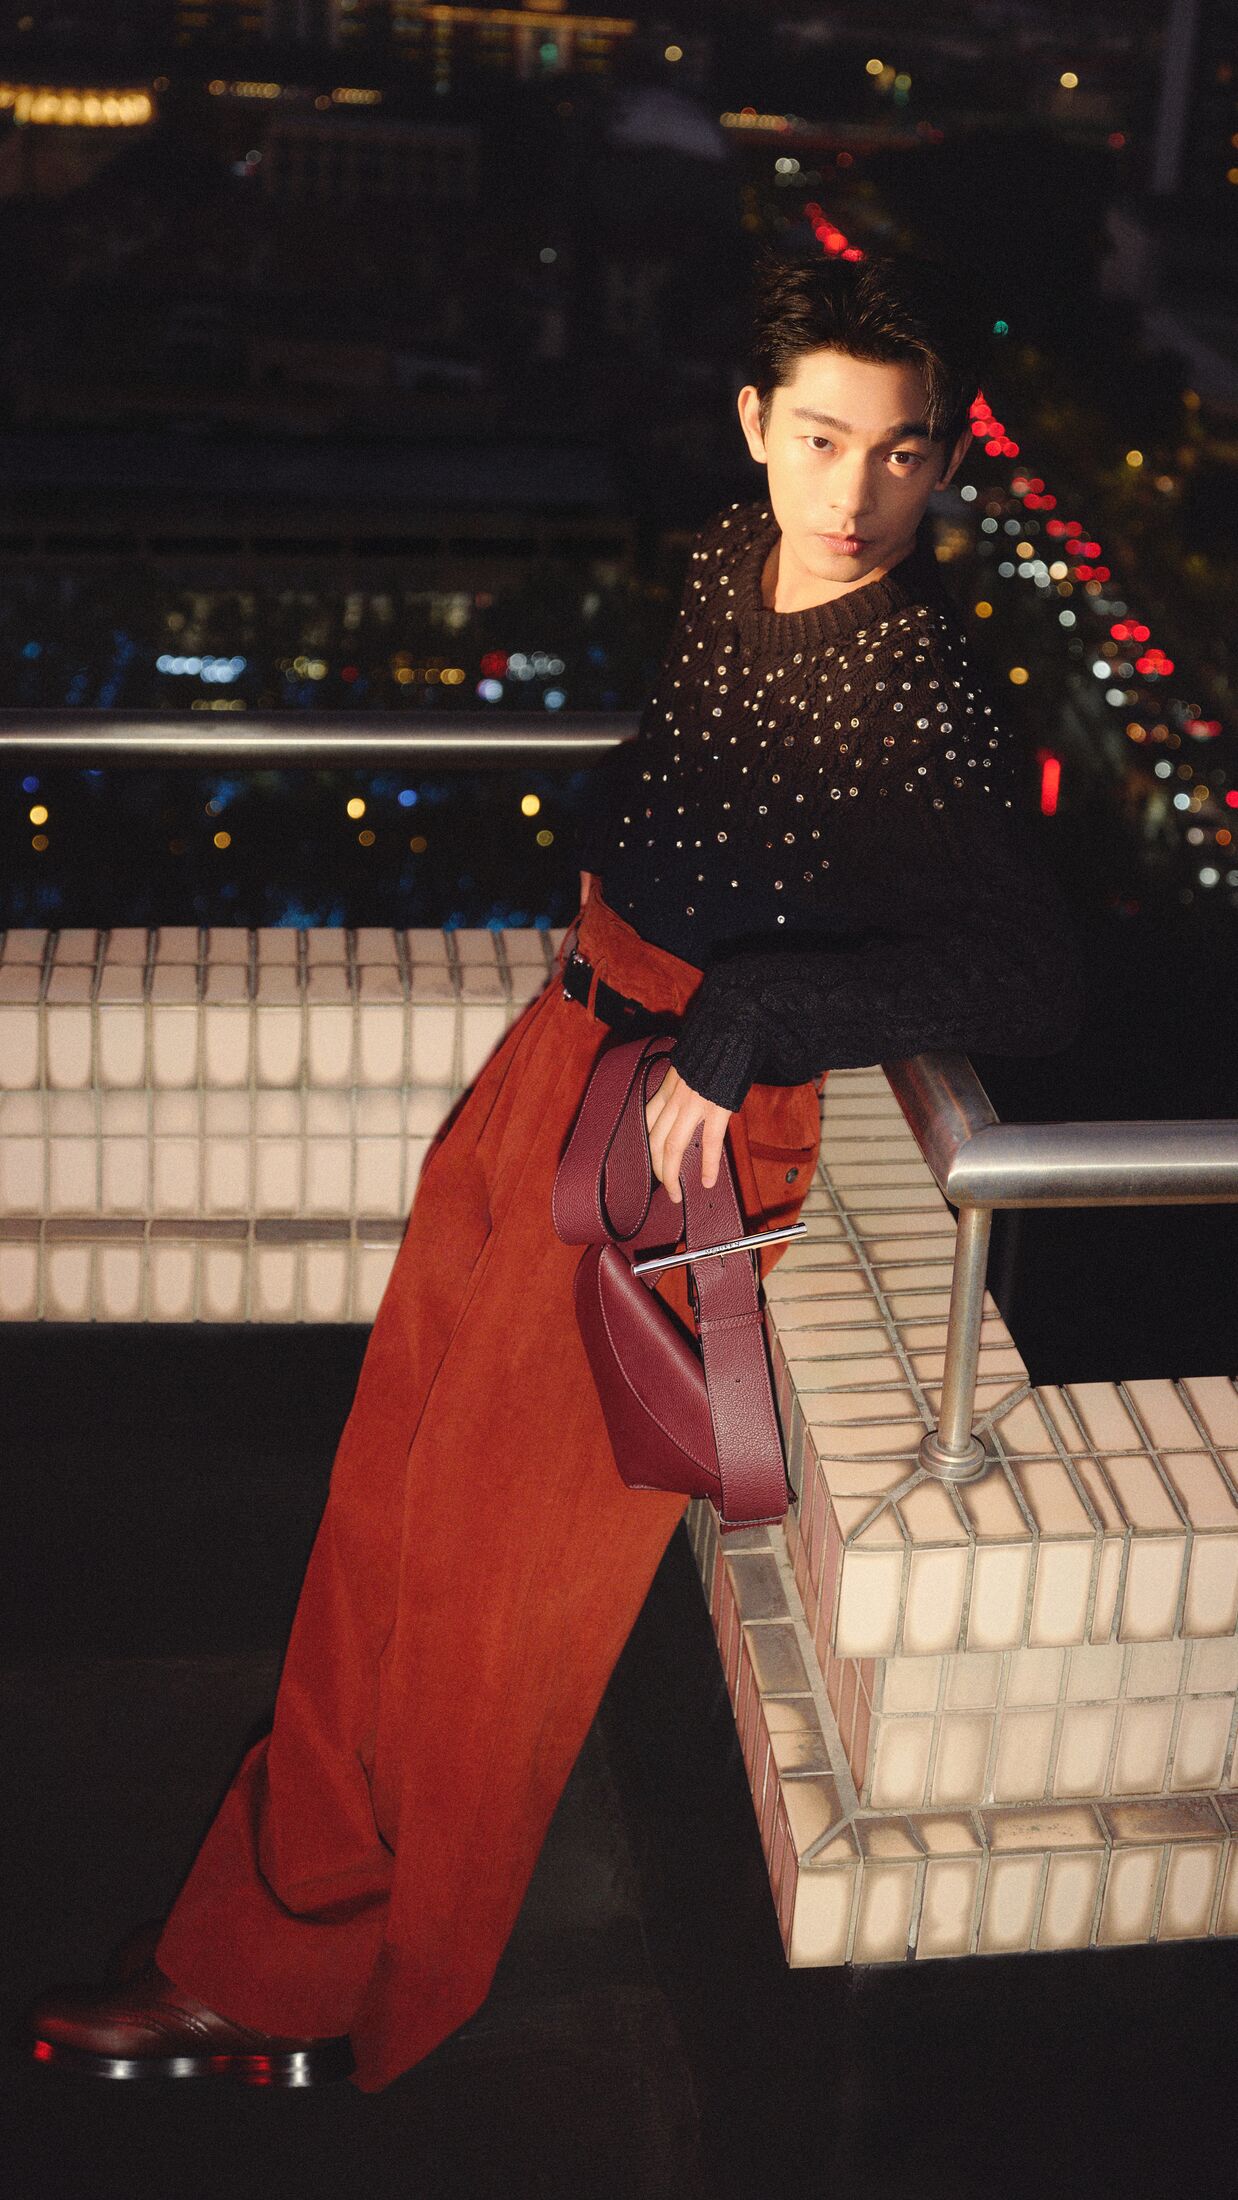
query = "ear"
(937, 425, 973, 489)
(737, 384, 769, 467)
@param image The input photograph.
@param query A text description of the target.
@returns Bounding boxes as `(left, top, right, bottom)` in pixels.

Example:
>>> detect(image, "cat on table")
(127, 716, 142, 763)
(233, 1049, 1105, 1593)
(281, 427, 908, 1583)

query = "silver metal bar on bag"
(631, 1221, 806, 1276)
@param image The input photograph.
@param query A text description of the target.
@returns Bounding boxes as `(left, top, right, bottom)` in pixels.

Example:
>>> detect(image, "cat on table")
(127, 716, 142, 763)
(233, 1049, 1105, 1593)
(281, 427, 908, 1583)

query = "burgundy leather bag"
(552, 1030, 798, 1532)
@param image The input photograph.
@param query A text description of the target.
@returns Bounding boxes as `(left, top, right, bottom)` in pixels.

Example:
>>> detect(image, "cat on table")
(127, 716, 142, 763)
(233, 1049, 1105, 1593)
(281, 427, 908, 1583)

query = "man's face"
(737, 346, 971, 590)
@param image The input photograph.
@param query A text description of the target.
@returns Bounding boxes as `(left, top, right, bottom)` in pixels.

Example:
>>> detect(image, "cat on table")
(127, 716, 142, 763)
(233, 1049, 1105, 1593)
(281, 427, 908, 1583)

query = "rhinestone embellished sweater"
(570, 496, 1086, 1114)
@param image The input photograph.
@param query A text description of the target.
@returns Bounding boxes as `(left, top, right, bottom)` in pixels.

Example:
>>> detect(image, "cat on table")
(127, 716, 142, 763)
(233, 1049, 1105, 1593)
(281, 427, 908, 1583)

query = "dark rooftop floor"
(3, 1325, 1236, 2200)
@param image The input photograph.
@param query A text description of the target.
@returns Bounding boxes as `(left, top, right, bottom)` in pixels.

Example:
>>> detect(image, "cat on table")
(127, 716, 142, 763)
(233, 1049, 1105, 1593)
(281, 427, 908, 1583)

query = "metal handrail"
(0, 709, 638, 764)
(882, 1052, 1238, 1483)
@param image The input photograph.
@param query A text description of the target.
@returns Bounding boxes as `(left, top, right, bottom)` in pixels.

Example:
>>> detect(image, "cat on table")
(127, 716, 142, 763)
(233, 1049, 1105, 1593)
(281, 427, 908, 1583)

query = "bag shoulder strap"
(554, 1033, 789, 1528)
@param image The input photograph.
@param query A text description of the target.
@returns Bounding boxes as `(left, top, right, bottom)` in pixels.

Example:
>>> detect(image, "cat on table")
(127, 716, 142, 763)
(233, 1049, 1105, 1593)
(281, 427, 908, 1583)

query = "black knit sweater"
(570, 496, 1086, 1113)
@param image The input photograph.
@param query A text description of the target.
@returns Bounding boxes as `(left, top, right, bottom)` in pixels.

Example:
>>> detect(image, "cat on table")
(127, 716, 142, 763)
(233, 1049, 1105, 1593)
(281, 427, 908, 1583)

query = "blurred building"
(0, 76, 156, 198)
(1100, 0, 1238, 412)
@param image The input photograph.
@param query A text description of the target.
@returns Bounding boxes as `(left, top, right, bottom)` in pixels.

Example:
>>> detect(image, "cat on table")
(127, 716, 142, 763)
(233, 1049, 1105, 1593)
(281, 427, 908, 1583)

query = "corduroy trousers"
(155, 884, 825, 2091)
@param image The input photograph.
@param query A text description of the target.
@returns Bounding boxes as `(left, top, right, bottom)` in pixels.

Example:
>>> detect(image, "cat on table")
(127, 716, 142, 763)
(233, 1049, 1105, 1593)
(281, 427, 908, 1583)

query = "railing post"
(917, 1201, 992, 1483)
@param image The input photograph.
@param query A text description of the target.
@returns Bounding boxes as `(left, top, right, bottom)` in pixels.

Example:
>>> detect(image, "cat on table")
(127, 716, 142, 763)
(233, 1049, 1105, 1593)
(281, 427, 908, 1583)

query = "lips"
(819, 534, 867, 555)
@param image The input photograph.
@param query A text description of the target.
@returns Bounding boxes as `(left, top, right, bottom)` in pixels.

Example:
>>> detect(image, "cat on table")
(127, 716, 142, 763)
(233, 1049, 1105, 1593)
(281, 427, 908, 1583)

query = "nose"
(824, 455, 876, 529)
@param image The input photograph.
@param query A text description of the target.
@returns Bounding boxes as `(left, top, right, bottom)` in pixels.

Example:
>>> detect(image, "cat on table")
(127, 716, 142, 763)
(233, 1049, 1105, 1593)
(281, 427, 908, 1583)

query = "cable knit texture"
(571, 497, 1086, 1112)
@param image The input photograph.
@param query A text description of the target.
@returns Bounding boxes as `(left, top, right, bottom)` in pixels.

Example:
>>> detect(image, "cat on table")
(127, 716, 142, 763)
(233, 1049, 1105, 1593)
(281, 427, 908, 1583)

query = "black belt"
(560, 947, 670, 1038)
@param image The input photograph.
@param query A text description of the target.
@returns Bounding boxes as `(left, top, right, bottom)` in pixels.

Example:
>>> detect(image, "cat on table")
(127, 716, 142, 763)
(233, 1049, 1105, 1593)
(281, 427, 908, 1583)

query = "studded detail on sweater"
(570, 498, 1086, 1114)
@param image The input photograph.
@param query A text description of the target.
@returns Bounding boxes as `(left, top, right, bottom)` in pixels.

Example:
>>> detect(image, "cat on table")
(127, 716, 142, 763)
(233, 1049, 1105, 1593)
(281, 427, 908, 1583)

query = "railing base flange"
(917, 1430, 989, 1483)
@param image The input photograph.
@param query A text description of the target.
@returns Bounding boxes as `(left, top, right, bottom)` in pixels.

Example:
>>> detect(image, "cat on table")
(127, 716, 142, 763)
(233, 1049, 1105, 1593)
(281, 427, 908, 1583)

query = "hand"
(645, 1062, 733, 1206)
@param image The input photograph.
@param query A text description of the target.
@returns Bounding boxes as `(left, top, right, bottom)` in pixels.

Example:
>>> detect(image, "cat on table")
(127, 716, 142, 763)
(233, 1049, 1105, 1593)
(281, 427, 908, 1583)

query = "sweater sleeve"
(669, 635, 1087, 1113)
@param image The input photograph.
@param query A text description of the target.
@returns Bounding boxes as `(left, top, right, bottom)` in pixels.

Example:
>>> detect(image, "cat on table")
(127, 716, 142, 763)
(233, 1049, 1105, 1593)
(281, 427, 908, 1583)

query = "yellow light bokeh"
(536, 829, 554, 847)
(409, 835, 428, 853)
(213, 830, 232, 849)
(1125, 448, 1144, 467)
(358, 829, 376, 847)
(31, 832, 48, 851)
(866, 58, 884, 76)
(1060, 71, 1078, 89)
(1008, 667, 1030, 686)
(346, 796, 366, 819)
(520, 793, 541, 817)
(1015, 541, 1033, 558)
(28, 803, 48, 824)
(974, 601, 993, 619)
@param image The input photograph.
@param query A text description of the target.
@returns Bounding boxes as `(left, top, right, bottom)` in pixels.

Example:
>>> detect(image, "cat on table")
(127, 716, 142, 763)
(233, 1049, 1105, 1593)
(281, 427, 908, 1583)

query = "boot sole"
(30, 2036, 354, 2085)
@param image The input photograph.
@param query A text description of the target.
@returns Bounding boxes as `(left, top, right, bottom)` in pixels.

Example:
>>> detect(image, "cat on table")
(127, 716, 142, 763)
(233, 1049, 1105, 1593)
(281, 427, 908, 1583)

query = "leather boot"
(27, 1962, 353, 2084)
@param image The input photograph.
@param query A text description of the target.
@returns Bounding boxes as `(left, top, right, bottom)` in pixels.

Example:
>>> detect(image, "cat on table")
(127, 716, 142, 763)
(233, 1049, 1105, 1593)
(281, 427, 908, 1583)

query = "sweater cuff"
(670, 984, 768, 1113)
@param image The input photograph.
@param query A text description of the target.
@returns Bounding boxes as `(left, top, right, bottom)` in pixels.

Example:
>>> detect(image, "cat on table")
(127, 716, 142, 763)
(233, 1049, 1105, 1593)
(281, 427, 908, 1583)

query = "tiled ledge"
(771, 1071, 1238, 1659)
(0, 923, 569, 1318)
(688, 1062, 1238, 1968)
(688, 1503, 1238, 1967)
(0, 923, 559, 1094)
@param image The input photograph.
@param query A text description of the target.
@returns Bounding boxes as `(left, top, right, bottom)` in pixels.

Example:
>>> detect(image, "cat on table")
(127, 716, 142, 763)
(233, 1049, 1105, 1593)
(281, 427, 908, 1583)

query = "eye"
(891, 451, 925, 469)
(804, 436, 834, 452)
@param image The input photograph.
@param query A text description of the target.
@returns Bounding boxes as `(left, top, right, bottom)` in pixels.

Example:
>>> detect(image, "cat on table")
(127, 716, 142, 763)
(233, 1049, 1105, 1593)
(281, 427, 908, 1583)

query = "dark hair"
(750, 246, 995, 459)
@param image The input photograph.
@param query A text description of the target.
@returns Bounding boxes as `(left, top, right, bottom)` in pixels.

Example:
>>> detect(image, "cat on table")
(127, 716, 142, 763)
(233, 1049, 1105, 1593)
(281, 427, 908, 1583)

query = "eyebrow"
(788, 407, 936, 441)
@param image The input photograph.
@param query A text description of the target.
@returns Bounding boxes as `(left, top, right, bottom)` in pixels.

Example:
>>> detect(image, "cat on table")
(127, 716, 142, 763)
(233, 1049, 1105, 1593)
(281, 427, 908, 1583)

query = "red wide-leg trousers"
(155, 885, 825, 2092)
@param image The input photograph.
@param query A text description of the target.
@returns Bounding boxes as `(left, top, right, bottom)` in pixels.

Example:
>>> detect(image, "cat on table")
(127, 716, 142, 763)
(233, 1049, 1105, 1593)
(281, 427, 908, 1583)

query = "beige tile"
(988, 1396, 1049, 1455)
(902, 1547, 968, 1656)
(979, 1854, 1041, 1953)
(990, 1708, 1056, 1804)
(879, 1656, 942, 1716)
(854, 1818, 923, 1862)
(908, 1813, 984, 1857)
(944, 1652, 1003, 1713)
(868, 1717, 933, 1811)
(852, 1863, 918, 1963)
(1183, 1536, 1238, 1637)
(1013, 1459, 1094, 1538)
(1029, 1540, 1094, 1649)
(1159, 1842, 1222, 1939)
(1036, 1851, 1103, 1950)
(1186, 1637, 1238, 1694)
(1006, 1646, 1066, 1708)
(1053, 1704, 1117, 1798)
(1170, 1698, 1232, 1792)
(745, 1623, 811, 1698)
(787, 1863, 856, 1966)
(1219, 1846, 1238, 1936)
(790, 1352, 906, 1393)
(930, 1714, 992, 1808)
(1118, 1537, 1187, 1643)
(898, 1479, 972, 1547)
(1112, 1702, 1175, 1797)
(1179, 1377, 1238, 1449)
(967, 1544, 1032, 1652)
(984, 1804, 1105, 1853)
(1104, 1797, 1221, 1844)
(1101, 1454, 1182, 1533)
(1124, 1641, 1183, 1697)
(834, 1549, 904, 1659)
(916, 1858, 982, 1959)
(1098, 1847, 1160, 1945)
(1066, 1643, 1125, 1703)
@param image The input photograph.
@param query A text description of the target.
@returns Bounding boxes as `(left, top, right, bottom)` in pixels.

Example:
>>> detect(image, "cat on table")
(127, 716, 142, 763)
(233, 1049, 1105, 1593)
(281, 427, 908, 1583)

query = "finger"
(700, 1125, 725, 1191)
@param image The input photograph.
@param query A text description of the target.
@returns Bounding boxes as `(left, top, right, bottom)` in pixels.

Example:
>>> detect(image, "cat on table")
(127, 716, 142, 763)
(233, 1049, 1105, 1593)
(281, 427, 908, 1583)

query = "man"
(28, 248, 1083, 2088)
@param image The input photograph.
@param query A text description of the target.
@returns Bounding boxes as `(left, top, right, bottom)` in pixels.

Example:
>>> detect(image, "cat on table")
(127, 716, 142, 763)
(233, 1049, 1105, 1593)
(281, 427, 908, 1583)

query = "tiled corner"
(688, 1062, 1238, 1972)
